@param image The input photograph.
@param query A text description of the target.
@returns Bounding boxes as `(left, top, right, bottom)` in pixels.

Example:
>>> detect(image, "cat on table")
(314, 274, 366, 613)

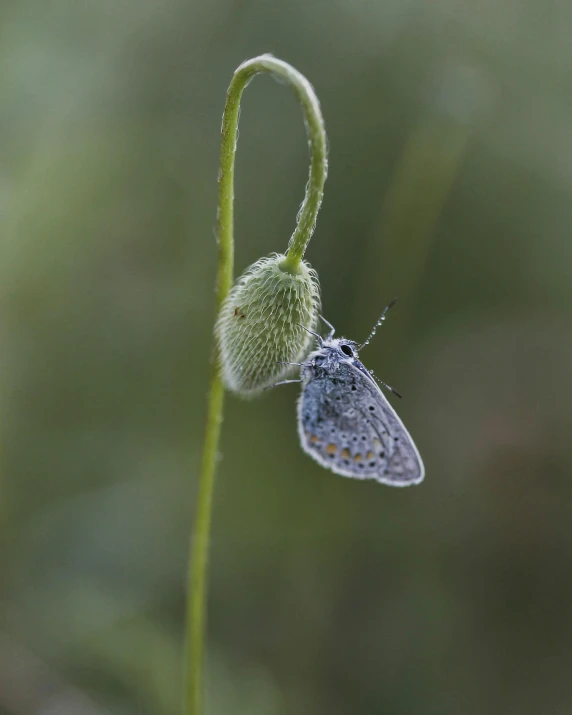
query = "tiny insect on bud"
(216, 253, 320, 396)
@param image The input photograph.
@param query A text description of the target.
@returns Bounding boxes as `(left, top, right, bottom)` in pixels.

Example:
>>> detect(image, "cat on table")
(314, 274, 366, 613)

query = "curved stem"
(185, 55, 328, 715)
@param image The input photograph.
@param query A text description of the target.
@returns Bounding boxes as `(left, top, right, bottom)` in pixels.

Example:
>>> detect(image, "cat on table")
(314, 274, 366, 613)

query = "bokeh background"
(1, 1, 572, 714)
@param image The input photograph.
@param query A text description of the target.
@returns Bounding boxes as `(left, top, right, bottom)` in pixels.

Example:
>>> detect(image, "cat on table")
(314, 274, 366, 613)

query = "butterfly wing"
(298, 358, 424, 486)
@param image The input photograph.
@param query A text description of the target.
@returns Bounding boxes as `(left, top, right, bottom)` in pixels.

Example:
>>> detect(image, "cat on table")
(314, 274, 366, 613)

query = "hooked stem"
(184, 55, 328, 715)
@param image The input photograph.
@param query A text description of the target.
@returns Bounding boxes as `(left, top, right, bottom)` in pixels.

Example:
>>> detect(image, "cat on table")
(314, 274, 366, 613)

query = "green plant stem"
(185, 54, 328, 715)
(185, 353, 224, 715)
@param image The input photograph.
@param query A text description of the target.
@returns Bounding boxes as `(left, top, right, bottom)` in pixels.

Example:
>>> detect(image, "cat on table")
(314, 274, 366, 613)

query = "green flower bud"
(216, 253, 320, 396)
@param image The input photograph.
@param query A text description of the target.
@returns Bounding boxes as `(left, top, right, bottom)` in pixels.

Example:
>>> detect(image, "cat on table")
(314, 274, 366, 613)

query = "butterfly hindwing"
(298, 350, 424, 486)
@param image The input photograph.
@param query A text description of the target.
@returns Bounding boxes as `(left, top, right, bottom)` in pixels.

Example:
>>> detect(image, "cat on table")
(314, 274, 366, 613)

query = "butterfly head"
(305, 336, 360, 374)
(324, 336, 359, 358)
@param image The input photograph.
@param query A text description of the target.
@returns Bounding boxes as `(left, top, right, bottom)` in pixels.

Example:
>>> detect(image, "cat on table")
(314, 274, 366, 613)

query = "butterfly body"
(297, 336, 424, 486)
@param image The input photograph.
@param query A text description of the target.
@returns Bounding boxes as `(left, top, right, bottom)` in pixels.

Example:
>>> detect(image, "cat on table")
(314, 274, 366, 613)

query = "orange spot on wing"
(326, 443, 337, 455)
(310, 435, 319, 444)
(366, 451, 374, 460)
(341, 448, 350, 459)
(354, 453, 363, 462)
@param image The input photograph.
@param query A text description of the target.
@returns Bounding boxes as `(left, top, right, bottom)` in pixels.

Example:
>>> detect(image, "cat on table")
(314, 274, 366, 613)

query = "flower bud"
(216, 253, 320, 395)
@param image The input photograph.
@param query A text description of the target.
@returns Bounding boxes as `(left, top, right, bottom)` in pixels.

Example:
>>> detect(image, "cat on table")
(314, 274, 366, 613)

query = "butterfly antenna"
(369, 369, 402, 398)
(359, 298, 398, 349)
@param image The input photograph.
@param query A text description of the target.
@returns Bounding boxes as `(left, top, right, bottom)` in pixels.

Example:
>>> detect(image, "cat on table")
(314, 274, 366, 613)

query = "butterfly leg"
(318, 315, 336, 340)
(296, 323, 324, 345)
(264, 379, 302, 390)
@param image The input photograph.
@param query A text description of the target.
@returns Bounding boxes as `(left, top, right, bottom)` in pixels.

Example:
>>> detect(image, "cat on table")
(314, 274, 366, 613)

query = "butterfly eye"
(340, 344, 354, 357)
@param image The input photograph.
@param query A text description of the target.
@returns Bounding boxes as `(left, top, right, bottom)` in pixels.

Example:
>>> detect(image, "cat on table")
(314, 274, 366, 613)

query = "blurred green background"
(1, 1, 572, 714)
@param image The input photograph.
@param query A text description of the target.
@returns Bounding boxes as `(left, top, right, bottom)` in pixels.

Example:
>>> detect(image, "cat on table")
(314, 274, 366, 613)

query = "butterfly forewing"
(297, 348, 424, 486)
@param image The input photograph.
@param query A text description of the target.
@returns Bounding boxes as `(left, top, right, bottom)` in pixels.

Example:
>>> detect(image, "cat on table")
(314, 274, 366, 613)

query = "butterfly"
(275, 300, 424, 486)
